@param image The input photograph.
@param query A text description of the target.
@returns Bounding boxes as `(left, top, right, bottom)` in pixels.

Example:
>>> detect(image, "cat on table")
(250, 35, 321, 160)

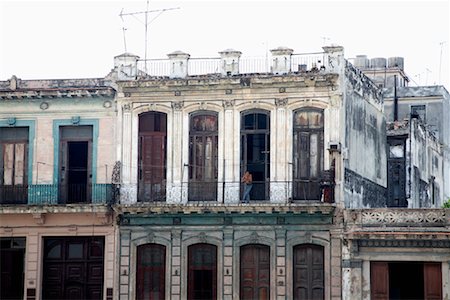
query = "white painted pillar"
(167, 101, 185, 204)
(223, 100, 239, 203)
(271, 98, 289, 203)
(120, 103, 137, 203)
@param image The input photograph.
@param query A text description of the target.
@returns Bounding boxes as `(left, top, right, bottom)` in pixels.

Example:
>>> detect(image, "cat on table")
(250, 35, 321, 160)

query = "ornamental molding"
(361, 210, 446, 225)
(222, 100, 235, 109)
(171, 101, 184, 111)
(358, 239, 450, 248)
(275, 98, 288, 107)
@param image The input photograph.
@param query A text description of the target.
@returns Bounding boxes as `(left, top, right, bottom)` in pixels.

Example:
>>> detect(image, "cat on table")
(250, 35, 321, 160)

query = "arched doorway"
(293, 244, 324, 300)
(136, 244, 166, 300)
(187, 243, 217, 300)
(240, 244, 270, 300)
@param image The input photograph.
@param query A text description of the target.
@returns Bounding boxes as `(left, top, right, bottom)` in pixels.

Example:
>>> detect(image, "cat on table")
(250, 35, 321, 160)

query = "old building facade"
(0, 46, 449, 300)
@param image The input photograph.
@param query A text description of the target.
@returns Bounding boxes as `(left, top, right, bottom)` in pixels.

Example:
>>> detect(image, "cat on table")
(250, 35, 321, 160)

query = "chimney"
(168, 51, 190, 79)
(270, 47, 293, 75)
(219, 49, 242, 76)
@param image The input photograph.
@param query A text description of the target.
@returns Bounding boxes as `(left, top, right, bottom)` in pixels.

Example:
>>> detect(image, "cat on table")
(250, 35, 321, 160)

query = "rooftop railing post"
(219, 49, 242, 76)
(270, 47, 293, 75)
(168, 51, 190, 79)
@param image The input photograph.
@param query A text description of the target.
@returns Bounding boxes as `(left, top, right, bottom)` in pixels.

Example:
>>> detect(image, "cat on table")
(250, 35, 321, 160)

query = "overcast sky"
(0, 0, 449, 90)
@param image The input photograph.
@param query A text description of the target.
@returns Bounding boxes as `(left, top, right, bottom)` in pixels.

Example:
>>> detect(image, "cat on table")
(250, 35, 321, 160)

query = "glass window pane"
(68, 243, 83, 259)
(310, 134, 318, 177)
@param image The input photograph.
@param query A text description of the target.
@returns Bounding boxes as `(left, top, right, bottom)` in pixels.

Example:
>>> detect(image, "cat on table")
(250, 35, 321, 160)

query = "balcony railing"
(136, 52, 328, 78)
(0, 184, 115, 205)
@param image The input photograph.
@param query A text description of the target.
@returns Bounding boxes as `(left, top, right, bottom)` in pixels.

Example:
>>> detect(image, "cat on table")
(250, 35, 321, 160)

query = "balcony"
(136, 52, 328, 78)
(0, 184, 115, 205)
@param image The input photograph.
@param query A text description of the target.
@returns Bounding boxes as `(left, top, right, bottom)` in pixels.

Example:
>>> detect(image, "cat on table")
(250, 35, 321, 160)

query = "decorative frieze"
(358, 239, 450, 248)
(361, 210, 446, 225)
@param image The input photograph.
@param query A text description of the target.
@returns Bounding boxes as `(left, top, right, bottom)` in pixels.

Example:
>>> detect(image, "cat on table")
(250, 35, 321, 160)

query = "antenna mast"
(120, 1, 180, 72)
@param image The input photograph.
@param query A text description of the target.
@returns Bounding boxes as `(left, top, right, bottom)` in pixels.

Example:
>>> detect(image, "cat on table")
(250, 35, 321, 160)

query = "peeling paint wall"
(343, 62, 387, 208)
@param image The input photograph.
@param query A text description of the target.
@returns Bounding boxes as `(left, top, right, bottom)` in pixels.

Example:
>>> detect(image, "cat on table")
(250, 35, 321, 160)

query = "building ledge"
(0, 204, 111, 214)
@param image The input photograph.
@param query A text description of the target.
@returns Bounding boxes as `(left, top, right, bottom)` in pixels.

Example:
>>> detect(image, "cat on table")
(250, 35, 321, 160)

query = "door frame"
(240, 110, 270, 201)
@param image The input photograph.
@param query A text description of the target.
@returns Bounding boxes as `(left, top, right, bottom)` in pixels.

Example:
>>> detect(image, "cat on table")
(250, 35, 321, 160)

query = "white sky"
(1, 0, 449, 90)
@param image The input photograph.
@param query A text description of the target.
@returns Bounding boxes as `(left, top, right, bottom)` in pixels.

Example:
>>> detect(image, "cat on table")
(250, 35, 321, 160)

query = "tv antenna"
(438, 41, 447, 85)
(120, 1, 180, 72)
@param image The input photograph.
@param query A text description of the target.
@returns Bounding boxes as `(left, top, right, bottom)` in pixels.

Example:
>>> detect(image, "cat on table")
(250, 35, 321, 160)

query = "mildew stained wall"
(343, 62, 387, 208)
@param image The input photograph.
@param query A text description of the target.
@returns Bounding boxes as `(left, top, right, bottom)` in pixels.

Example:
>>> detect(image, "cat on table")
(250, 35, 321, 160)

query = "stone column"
(276, 230, 287, 299)
(271, 99, 289, 203)
(223, 229, 234, 300)
(341, 239, 361, 300)
(25, 234, 39, 298)
(119, 230, 131, 300)
(219, 49, 242, 76)
(270, 47, 293, 75)
(120, 103, 137, 204)
(170, 230, 182, 300)
(223, 100, 239, 203)
(167, 101, 185, 204)
(330, 237, 342, 300)
(168, 51, 190, 79)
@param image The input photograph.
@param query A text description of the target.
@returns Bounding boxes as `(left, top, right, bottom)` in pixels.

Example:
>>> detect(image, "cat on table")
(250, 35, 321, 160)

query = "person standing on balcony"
(241, 171, 253, 203)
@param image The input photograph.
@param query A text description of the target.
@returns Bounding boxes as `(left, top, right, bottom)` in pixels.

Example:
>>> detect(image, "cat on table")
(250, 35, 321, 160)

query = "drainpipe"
(394, 75, 398, 121)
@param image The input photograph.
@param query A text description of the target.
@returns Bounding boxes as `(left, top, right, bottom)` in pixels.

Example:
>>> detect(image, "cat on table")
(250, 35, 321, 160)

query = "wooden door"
(188, 244, 217, 300)
(240, 244, 270, 300)
(0, 238, 25, 299)
(42, 237, 104, 300)
(136, 244, 166, 300)
(293, 109, 324, 201)
(424, 263, 442, 300)
(293, 244, 324, 300)
(370, 262, 389, 300)
(139, 134, 166, 201)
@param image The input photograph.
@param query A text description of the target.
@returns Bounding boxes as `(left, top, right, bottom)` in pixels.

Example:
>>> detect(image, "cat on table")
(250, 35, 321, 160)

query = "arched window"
(136, 244, 166, 300)
(189, 112, 218, 201)
(293, 108, 324, 200)
(138, 112, 167, 202)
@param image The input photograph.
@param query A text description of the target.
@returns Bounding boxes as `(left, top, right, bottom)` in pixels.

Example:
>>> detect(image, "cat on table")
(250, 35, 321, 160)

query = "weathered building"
(1, 46, 448, 300)
(112, 46, 388, 300)
(0, 78, 117, 300)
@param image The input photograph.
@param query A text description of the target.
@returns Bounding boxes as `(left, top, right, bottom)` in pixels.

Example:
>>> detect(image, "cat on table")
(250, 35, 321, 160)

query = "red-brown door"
(138, 111, 167, 202)
(370, 262, 389, 300)
(424, 263, 442, 300)
(240, 244, 270, 300)
(136, 244, 166, 300)
(293, 244, 324, 300)
(188, 243, 217, 300)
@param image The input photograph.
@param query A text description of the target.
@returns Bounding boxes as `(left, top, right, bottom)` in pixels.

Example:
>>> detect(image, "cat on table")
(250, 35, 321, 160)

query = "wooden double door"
(371, 261, 442, 300)
(42, 237, 104, 300)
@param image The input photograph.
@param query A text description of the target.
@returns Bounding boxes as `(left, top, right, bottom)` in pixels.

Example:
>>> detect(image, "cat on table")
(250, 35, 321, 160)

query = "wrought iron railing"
(138, 182, 166, 202)
(188, 181, 218, 201)
(0, 185, 28, 204)
(1, 184, 114, 205)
